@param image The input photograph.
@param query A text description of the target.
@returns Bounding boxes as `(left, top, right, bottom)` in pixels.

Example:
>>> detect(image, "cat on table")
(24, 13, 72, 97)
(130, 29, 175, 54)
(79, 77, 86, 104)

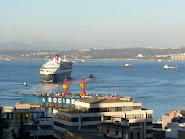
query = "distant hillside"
(0, 47, 185, 60)
(68, 48, 185, 59)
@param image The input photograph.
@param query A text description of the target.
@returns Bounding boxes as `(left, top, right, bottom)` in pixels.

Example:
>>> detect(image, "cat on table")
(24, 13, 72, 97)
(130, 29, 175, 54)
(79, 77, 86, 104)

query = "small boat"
(163, 64, 177, 69)
(54, 84, 60, 87)
(78, 59, 85, 63)
(5, 59, 10, 61)
(168, 60, 172, 63)
(125, 64, 132, 67)
(23, 82, 27, 86)
(89, 74, 94, 78)
(158, 59, 164, 62)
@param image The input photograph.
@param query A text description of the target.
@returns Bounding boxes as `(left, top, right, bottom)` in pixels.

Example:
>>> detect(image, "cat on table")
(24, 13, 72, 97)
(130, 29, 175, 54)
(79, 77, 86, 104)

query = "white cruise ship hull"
(40, 70, 72, 83)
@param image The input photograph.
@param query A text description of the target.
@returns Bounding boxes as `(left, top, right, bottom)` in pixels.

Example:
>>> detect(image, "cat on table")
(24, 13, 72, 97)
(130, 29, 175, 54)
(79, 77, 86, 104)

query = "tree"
(0, 118, 9, 139)
(17, 122, 29, 139)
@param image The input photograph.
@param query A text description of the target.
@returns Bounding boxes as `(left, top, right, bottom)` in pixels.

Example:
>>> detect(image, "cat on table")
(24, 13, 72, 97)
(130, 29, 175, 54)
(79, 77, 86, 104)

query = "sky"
(1, 0, 185, 49)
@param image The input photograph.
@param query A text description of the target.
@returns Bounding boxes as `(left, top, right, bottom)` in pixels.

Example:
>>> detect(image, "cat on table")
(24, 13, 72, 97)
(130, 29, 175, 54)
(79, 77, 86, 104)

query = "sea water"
(0, 60, 185, 121)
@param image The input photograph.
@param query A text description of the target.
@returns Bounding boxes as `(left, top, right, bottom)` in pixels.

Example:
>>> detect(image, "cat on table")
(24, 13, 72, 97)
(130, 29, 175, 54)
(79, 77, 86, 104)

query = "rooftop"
(78, 98, 133, 104)
(58, 108, 77, 113)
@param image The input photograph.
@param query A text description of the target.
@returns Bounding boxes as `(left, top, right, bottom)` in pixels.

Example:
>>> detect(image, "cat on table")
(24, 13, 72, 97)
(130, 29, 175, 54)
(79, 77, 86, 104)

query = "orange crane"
(62, 78, 78, 95)
(80, 77, 94, 96)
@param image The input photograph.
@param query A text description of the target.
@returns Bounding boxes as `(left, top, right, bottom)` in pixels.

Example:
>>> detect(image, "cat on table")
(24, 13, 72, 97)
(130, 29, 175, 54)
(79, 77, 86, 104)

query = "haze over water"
(0, 60, 185, 121)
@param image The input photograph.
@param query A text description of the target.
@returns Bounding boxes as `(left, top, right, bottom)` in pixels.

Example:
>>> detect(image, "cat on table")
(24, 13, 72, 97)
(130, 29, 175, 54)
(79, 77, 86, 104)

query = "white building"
(53, 98, 153, 139)
(165, 122, 185, 139)
(137, 54, 143, 57)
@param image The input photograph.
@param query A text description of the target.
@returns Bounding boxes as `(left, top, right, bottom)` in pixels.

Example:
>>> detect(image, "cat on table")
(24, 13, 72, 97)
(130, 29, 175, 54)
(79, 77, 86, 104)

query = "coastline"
(0, 58, 166, 61)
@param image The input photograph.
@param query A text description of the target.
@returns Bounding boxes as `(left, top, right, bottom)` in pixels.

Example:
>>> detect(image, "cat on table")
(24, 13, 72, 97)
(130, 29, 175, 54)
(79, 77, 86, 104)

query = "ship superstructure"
(40, 55, 73, 82)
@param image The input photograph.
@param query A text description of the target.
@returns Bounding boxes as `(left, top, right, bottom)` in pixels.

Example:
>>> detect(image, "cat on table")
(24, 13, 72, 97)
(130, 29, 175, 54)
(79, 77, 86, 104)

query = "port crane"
(80, 77, 94, 96)
(62, 78, 78, 95)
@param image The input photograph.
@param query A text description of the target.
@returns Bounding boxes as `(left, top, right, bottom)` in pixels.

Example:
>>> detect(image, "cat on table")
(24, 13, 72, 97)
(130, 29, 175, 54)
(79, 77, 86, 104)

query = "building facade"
(53, 98, 153, 139)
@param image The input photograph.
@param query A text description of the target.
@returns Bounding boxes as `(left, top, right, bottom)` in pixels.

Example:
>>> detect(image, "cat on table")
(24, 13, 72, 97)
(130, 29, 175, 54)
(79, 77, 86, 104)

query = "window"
(104, 116, 111, 120)
(81, 117, 101, 122)
(115, 130, 118, 136)
(126, 115, 132, 119)
(133, 106, 141, 110)
(146, 130, 152, 134)
(71, 118, 79, 122)
(101, 108, 107, 112)
(91, 117, 101, 121)
(54, 121, 65, 128)
(115, 107, 122, 111)
(147, 114, 152, 118)
(130, 132, 133, 139)
(137, 132, 140, 139)
(107, 128, 109, 134)
(146, 122, 152, 126)
(126, 114, 143, 119)
(81, 125, 88, 130)
(123, 106, 133, 111)
(130, 122, 140, 126)
(82, 117, 90, 122)
(81, 125, 97, 130)
(89, 108, 100, 112)
(133, 114, 143, 119)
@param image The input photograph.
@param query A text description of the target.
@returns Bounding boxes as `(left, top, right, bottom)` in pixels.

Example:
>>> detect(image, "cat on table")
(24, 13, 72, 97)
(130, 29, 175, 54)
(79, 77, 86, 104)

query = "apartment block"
(53, 98, 153, 139)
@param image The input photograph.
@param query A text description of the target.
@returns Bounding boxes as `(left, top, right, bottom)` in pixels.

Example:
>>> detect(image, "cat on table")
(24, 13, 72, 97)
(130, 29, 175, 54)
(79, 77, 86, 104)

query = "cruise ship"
(40, 55, 73, 82)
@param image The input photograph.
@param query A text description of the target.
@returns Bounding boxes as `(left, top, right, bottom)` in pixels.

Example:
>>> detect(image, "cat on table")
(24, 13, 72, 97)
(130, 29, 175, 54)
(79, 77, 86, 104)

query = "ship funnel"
(55, 55, 59, 61)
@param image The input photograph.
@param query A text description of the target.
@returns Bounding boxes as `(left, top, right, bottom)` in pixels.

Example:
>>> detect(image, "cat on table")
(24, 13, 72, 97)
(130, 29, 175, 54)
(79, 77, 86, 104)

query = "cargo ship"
(40, 55, 73, 82)
(21, 77, 132, 108)
(21, 92, 131, 108)
(163, 64, 178, 70)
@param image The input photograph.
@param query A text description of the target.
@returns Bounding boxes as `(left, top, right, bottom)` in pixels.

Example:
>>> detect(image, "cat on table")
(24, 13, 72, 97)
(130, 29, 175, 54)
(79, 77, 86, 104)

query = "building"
(152, 120, 165, 139)
(98, 118, 141, 139)
(28, 117, 54, 139)
(162, 110, 185, 139)
(63, 130, 108, 139)
(53, 97, 153, 139)
(162, 110, 180, 130)
(137, 54, 143, 58)
(3, 103, 45, 139)
(169, 53, 185, 61)
(2, 103, 44, 123)
(165, 122, 185, 139)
